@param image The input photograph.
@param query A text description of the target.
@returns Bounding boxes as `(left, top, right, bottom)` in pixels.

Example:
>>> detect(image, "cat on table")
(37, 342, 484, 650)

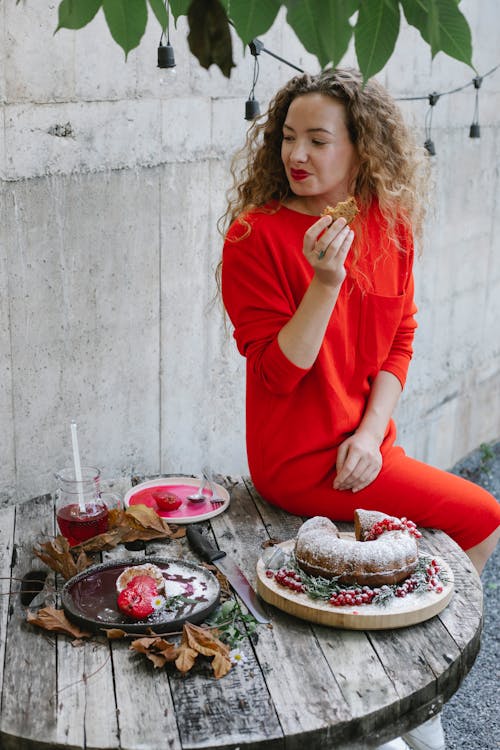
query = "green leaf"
(401, 0, 443, 54)
(220, 0, 281, 45)
(56, 0, 102, 31)
(354, 0, 400, 80)
(148, 0, 168, 33)
(169, 0, 192, 21)
(102, 0, 148, 57)
(285, 0, 330, 68)
(217, 600, 238, 618)
(401, 0, 473, 67)
(284, 0, 359, 69)
(318, 0, 359, 68)
(187, 0, 235, 77)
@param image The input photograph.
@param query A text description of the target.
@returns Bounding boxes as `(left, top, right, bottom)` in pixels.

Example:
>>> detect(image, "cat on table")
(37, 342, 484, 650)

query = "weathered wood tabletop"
(0, 476, 483, 750)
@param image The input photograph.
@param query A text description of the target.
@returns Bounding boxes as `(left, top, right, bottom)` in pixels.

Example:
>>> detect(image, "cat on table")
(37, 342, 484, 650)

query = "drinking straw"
(70, 421, 86, 512)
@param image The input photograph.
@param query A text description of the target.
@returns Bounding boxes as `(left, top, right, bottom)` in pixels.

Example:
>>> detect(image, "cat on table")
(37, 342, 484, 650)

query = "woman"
(221, 68, 499, 750)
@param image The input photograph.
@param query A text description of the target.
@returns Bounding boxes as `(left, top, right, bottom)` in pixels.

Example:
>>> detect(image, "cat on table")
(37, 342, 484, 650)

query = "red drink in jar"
(56, 502, 109, 546)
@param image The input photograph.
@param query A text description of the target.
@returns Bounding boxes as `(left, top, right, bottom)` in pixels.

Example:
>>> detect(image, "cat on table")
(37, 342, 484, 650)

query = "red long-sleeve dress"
(222, 200, 500, 550)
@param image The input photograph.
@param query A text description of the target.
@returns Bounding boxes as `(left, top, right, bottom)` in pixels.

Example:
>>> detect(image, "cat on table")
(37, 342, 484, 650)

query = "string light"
(244, 38, 305, 119)
(245, 40, 262, 120)
(157, 1, 176, 75)
(244, 38, 499, 151)
(424, 92, 440, 155)
(469, 75, 482, 138)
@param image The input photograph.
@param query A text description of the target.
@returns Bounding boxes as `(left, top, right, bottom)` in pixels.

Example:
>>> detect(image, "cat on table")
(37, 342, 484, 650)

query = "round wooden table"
(0, 476, 483, 750)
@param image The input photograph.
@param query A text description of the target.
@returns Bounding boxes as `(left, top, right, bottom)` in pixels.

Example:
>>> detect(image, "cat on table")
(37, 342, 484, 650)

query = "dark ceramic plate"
(61, 556, 220, 634)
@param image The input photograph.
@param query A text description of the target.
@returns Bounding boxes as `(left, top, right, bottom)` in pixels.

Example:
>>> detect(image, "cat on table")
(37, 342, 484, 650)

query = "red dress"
(222, 201, 500, 550)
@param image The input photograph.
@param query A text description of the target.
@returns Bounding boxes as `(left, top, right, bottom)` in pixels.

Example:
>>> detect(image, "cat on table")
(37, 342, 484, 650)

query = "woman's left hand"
(333, 430, 383, 493)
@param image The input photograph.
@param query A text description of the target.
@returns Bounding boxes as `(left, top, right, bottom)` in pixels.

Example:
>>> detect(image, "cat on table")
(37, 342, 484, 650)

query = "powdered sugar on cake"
(294, 510, 419, 586)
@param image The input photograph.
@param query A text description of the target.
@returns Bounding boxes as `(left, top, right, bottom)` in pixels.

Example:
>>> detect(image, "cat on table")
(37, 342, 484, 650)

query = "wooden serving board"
(256, 538, 454, 630)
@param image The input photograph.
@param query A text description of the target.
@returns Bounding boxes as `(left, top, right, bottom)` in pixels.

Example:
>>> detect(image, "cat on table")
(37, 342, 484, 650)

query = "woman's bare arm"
(277, 215, 354, 368)
(334, 370, 403, 492)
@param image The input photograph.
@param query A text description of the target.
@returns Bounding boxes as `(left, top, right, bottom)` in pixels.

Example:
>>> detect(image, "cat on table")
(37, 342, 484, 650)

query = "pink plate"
(123, 476, 230, 524)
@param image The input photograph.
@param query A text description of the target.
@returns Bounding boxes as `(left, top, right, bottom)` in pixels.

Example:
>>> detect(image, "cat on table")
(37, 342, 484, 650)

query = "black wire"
(249, 55, 260, 99)
(260, 47, 305, 73)
(159, 0, 170, 45)
(425, 104, 434, 140)
(249, 38, 499, 103)
(390, 63, 498, 101)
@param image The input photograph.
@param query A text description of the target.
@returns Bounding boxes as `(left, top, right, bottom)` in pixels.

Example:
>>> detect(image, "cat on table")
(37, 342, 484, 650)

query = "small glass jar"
(54, 466, 112, 546)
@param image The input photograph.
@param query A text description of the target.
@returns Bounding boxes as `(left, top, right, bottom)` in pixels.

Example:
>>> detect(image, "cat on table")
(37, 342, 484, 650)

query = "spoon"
(187, 476, 210, 503)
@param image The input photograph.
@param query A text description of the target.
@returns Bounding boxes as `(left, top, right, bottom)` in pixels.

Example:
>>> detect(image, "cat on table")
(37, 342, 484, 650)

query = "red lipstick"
(290, 169, 310, 181)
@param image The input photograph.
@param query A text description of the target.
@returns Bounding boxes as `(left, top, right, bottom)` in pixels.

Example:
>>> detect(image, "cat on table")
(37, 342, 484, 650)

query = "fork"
(202, 468, 225, 509)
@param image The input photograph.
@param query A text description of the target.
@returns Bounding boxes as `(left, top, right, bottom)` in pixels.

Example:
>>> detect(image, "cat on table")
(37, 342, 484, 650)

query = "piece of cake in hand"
(321, 196, 359, 224)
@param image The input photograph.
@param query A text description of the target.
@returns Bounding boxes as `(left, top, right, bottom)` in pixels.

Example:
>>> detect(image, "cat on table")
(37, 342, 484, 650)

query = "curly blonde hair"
(220, 68, 428, 254)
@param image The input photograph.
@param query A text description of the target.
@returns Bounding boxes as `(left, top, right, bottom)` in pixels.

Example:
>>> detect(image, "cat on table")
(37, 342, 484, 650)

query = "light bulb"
(159, 68, 177, 84)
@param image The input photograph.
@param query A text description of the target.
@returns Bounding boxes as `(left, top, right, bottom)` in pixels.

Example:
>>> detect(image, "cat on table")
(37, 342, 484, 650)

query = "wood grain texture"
(0, 480, 484, 750)
(1, 495, 58, 748)
(0, 505, 15, 702)
(211, 479, 353, 747)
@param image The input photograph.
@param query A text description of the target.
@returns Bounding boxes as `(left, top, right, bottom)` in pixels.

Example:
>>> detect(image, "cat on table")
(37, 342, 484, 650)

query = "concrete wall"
(1, 1, 499, 504)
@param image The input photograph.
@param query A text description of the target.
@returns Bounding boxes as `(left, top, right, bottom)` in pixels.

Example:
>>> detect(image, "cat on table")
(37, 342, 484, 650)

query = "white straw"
(70, 421, 86, 512)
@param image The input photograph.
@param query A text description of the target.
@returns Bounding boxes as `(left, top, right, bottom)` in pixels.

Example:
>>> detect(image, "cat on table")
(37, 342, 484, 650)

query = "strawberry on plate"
(153, 490, 183, 511)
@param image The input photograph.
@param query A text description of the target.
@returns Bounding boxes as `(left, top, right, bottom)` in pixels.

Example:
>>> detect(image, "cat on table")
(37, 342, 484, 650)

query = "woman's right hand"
(303, 215, 354, 288)
(276, 214, 355, 368)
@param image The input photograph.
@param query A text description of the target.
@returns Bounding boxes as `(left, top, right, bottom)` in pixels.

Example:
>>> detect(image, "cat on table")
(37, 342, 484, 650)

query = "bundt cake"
(294, 509, 419, 586)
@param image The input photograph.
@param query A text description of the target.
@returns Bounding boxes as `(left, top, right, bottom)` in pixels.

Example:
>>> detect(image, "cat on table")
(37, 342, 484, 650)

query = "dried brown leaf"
(41, 506, 186, 564)
(175, 644, 198, 673)
(107, 507, 124, 527)
(130, 636, 159, 652)
(211, 650, 232, 679)
(122, 506, 184, 540)
(125, 505, 169, 533)
(184, 622, 230, 659)
(75, 548, 91, 572)
(131, 636, 179, 660)
(33, 535, 90, 580)
(154, 639, 179, 663)
(182, 622, 231, 678)
(165, 525, 186, 539)
(104, 628, 127, 639)
(130, 636, 179, 669)
(145, 651, 168, 668)
(75, 530, 124, 552)
(27, 607, 91, 639)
